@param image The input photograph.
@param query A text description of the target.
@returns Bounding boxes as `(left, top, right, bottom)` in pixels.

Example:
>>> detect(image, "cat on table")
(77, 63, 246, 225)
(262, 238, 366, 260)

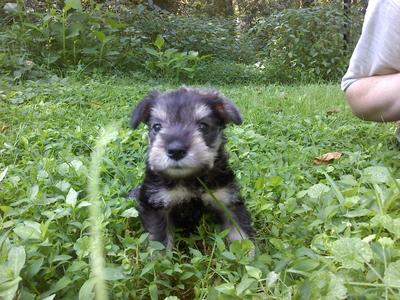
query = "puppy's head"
(131, 87, 242, 178)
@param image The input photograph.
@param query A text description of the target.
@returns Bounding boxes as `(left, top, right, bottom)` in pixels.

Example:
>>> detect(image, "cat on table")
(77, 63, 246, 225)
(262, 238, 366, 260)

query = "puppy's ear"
(130, 91, 159, 129)
(204, 92, 243, 125)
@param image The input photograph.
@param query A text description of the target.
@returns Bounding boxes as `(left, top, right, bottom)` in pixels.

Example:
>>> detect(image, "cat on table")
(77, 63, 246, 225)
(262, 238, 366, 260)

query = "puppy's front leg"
(137, 203, 174, 250)
(224, 202, 254, 242)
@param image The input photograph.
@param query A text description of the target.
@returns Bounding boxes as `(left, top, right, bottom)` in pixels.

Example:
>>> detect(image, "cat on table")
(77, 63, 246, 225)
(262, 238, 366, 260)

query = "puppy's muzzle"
(167, 140, 188, 161)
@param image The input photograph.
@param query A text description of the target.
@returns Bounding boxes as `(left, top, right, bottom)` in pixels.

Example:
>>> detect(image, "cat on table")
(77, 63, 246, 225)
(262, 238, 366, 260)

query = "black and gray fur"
(129, 87, 253, 250)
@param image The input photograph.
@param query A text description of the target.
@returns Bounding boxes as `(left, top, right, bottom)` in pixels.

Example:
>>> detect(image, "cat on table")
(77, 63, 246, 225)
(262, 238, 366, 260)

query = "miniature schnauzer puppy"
(129, 87, 253, 250)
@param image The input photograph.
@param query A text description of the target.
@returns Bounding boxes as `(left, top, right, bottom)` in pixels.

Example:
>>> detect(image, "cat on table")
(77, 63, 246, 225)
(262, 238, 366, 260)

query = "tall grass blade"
(87, 124, 119, 300)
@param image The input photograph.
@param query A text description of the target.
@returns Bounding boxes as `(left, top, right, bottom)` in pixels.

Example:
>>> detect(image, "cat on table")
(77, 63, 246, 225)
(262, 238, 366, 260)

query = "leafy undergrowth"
(0, 76, 399, 299)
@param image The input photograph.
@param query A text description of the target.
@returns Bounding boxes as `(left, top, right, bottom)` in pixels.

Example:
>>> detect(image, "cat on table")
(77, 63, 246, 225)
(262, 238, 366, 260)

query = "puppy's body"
(130, 87, 253, 249)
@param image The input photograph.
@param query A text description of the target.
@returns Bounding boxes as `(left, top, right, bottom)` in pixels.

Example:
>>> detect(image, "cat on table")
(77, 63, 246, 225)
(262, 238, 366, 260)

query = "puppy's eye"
(152, 123, 162, 132)
(198, 122, 209, 132)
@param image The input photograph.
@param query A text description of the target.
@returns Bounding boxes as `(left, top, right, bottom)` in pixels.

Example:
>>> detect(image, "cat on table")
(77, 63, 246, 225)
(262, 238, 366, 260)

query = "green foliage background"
(0, 0, 363, 83)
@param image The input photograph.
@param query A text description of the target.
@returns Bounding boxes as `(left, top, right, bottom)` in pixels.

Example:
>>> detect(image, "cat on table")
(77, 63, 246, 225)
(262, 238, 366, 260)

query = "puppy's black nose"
(167, 141, 187, 160)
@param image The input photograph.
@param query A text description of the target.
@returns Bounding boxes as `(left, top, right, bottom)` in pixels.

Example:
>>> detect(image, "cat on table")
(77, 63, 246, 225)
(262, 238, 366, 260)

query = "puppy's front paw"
(128, 186, 141, 200)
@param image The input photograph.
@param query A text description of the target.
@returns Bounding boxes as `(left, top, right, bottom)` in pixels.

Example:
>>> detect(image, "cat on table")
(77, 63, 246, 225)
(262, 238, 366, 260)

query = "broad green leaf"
(94, 31, 106, 43)
(68, 260, 88, 273)
(53, 207, 72, 219)
(79, 278, 96, 300)
(378, 237, 394, 247)
(0, 277, 21, 300)
(77, 201, 92, 208)
(384, 260, 400, 287)
(325, 272, 347, 299)
(52, 255, 73, 263)
(55, 181, 71, 192)
(70, 159, 83, 172)
(362, 234, 376, 243)
(42, 295, 56, 300)
(221, 251, 236, 260)
(371, 215, 400, 239)
(140, 261, 155, 277)
(144, 48, 159, 56)
(8, 246, 25, 276)
(214, 283, 235, 295)
(37, 169, 48, 180)
(344, 208, 371, 218)
(26, 257, 43, 277)
(245, 265, 262, 280)
(180, 272, 194, 280)
(266, 271, 279, 288)
(148, 241, 165, 251)
(64, 0, 82, 11)
(138, 233, 149, 245)
(149, 282, 158, 300)
(229, 239, 254, 256)
(188, 51, 199, 57)
(363, 166, 390, 184)
(105, 18, 127, 29)
(306, 183, 330, 198)
(307, 271, 347, 299)
(29, 184, 39, 200)
(14, 222, 41, 240)
(3, 3, 17, 13)
(343, 196, 360, 208)
(66, 188, 78, 207)
(52, 276, 71, 293)
(74, 236, 90, 258)
(0, 167, 8, 183)
(104, 267, 126, 281)
(236, 276, 256, 295)
(340, 174, 358, 186)
(325, 172, 345, 205)
(57, 163, 70, 176)
(121, 207, 138, 218)
(267, 175, 284, 187)
(154, 36, 165, 50)
(291, 258, 320, 272)
(331, 237, 372, 270)
(255, 177, 265, 189)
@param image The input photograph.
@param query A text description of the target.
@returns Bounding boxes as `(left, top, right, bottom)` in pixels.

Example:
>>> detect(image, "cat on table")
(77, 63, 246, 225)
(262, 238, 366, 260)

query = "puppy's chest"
(151, 185, 234, 208)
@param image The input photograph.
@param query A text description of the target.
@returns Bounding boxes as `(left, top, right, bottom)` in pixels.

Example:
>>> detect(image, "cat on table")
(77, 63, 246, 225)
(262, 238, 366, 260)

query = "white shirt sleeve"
(341, 0, 400, 91)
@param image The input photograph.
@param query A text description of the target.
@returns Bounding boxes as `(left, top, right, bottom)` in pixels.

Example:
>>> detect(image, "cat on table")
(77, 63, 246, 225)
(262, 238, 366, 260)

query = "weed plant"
(0, 77, 400, 299)
(0, 1, 360, 84)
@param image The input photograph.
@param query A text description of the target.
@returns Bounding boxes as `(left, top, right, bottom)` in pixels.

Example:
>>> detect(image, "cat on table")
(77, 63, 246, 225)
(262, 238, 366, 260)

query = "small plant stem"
(99, 42, 105, 61)
(373, 183, 385, 215)
(17, 0, 25, 38)
(347, 282, 400, 289)
(324, 172, 345, 206)
(73, 40, 77, 64)
(200, 241, 216, 299)
(361, 254, 396, 296)
(382, 245, 388, 300)
(258, 278, 269, 295)
(136, 244, 139, 268)
(209, 267, 230, 283)
(62, 9, 66, 64)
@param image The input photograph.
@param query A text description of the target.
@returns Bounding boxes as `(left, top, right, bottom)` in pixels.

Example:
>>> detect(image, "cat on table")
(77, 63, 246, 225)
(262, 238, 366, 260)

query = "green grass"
(1, 76, 400, 299)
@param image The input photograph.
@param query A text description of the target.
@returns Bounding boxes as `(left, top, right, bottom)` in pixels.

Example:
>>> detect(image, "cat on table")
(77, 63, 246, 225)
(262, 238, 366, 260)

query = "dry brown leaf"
(313, 151, 342, 165)
(0, 122, 10, 133)
(88, 100, 102, 109)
